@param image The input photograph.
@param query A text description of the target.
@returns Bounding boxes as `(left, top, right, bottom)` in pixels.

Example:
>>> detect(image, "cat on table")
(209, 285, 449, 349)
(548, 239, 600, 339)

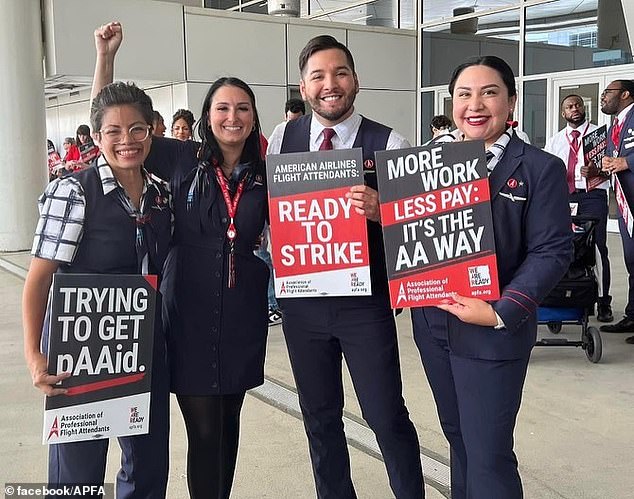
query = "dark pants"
(48, 352, 169, 499)
(570, 188, 611, 303)
(279, 294, 424, 499)
(176, 393, 246, 499)
(412, 310, 529, 499)
(617, 215, 634, 317)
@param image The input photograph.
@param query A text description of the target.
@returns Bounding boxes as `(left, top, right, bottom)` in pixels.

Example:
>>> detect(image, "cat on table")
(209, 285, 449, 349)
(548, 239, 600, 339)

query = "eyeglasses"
(601, 88, 624, 97)
(99, 125, 152, 143)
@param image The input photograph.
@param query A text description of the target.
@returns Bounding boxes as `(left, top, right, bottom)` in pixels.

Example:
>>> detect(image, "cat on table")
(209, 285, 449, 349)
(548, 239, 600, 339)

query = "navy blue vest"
(280, 115, 392, 295)
(61, 165, 171, 276)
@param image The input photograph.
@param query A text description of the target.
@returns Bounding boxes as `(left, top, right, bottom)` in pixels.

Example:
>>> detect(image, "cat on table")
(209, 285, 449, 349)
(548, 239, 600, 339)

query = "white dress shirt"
(267, 111, 410, 155)
(544, 121, 608, 191)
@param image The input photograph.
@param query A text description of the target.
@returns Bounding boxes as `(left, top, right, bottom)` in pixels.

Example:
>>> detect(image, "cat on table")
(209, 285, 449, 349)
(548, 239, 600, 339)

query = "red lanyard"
(611, 119, 624, 148)
(566, 122, 589, 148)
(213, 167, 246, 288)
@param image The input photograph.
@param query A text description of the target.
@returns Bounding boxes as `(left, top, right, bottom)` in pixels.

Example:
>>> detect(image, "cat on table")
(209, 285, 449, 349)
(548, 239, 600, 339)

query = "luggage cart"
(535, 217, 602, 363)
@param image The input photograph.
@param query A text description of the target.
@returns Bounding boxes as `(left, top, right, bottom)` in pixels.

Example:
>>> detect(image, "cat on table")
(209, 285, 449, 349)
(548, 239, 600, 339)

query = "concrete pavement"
(1, 233, 633, 498)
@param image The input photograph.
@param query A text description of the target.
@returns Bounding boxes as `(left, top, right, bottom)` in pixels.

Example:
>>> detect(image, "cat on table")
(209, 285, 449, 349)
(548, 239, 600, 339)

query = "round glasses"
(601, 88, 624, 98)
(99, 125, 152, 143)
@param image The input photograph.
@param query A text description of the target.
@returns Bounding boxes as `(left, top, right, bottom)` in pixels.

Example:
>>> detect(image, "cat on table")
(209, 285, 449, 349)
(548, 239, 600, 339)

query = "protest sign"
(43, 273, 156, 444)
(375, 141, 499, 307)
(266, 148, 371, 297)
(48, 151, 63, 174)
(79, 141, 99, 164)
(582, 125, 608, 191)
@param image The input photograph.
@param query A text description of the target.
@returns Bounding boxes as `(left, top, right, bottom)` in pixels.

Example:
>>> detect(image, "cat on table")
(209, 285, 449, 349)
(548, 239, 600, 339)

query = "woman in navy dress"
(92, 22, 269, 499)
(161, 77, 269, 499)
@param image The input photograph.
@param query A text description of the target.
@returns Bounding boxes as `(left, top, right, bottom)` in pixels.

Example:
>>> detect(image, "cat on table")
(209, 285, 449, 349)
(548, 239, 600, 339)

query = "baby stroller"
(535, 216, 602, 363)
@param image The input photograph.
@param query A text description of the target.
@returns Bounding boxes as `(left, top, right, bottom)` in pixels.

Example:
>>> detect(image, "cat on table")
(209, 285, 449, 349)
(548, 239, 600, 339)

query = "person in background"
(93, 22, 270, 498)
(152, 110, 166, 137)
(61, 137, 80, 162)
(544, 94, 612, 323)
(71, 124, 100, 171)
(599, 79, 634, 343)
(47, 139, 63, 181)
(172, 108, 195, 141)
(284, 97, 306, 121)
(75, 124, 92, 148)
(411, 55, 572, 499)
(424, 114, 453, 145)
(268, 34, 424, 499)
(23, 78, 171, 498)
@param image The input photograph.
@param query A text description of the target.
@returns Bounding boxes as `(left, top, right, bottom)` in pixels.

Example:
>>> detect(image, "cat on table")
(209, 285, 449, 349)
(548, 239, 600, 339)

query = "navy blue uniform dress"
(46, 160, 172, 499)
(147, 138, 269, 395)
(278, 115, 423, 499)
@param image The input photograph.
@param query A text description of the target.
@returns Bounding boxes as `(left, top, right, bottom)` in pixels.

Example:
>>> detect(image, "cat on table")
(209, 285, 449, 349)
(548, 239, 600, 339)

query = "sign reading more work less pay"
(44, 274, 157, 444)
(376, 141, 499, 307)
(267, 148, 371, 296)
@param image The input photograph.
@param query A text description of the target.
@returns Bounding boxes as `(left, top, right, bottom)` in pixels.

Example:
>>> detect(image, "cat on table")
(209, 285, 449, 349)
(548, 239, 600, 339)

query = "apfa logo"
(396, 283, 407, 305)
(48, 416, 59, 440)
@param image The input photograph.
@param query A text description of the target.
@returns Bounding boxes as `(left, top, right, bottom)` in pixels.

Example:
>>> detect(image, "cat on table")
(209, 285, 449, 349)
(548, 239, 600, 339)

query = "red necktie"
(611, 119, 623, 147)
(567, 129, 580, 194)
(319, 128, 335, 151)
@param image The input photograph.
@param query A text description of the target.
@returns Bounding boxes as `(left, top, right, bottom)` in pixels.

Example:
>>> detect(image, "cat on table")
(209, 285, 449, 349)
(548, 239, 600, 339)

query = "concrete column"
(0, 0, 47, 251)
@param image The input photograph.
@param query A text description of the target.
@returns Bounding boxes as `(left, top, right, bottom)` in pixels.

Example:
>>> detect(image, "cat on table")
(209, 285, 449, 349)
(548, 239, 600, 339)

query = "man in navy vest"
(267, 35, 424, 499)
(599, 79, 634, 344)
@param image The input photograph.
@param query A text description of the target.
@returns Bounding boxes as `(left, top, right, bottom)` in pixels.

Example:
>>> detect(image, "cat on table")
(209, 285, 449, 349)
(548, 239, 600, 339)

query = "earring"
(252, 124, 256, 132)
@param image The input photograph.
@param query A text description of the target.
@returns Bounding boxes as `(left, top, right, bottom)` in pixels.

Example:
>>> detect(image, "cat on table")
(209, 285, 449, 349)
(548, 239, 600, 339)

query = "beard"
(307, 94, 356, 124)
(566, 111, 586, 127)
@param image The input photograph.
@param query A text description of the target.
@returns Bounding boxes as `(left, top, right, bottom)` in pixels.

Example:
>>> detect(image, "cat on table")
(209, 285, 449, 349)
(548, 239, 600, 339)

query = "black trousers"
(279, 294, 424, 499)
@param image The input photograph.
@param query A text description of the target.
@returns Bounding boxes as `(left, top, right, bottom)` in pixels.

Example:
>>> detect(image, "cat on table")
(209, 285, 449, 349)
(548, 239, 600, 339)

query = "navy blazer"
(418, 135, 573, 360)
(608, 105, 634, 203)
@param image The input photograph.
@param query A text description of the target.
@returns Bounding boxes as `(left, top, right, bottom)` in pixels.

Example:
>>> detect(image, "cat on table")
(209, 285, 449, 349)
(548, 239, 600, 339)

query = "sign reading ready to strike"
(375, 141, 499, 307)
(266, 148, 371, 297)
(43, 273, 156, 444)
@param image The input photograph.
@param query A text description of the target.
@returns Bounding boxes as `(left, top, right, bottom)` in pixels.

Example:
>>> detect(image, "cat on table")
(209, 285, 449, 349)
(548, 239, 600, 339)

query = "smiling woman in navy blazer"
(411, 56, 573, 499)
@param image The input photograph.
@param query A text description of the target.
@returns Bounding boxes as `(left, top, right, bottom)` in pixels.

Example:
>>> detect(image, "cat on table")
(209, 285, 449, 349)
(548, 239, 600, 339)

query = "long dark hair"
(195, 77, 263, 175)
(448, 55, 517, 98)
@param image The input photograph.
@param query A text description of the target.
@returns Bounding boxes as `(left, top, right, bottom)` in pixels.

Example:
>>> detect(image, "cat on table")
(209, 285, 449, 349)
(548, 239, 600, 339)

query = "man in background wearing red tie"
(544, 94, 613, 323)
(267, 35, 424, 499)
(599, 80, 634, 342)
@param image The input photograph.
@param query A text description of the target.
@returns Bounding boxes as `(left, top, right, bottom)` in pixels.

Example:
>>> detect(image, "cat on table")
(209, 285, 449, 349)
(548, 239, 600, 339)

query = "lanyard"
(213, 166, 246, 288)
(565, 122, 589, 149)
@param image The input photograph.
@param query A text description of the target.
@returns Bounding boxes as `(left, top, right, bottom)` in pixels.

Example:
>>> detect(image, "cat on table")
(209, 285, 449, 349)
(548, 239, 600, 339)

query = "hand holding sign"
(28, 351, 70, 397)
(346, 185, 380, 222)
(580, 160, 601, 178)
(602, 156, 628, 174)
(436, 293, 498, 327)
